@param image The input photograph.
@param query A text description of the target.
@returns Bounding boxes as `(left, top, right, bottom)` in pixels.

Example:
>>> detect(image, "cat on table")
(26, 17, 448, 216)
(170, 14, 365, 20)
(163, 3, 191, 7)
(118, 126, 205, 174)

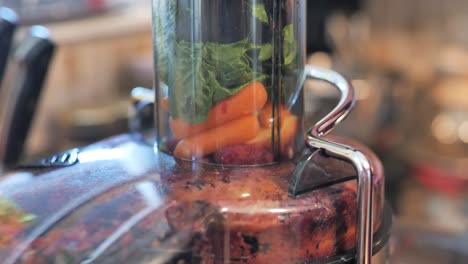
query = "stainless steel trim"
(289, 65, 374, 264)
(371, 243, 389, 264)
(303, 65, 356, 137)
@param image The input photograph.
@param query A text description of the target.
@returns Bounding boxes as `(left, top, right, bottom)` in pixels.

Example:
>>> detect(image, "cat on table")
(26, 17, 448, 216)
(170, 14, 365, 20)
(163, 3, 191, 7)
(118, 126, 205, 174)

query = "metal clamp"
(289, 65, 374, 264)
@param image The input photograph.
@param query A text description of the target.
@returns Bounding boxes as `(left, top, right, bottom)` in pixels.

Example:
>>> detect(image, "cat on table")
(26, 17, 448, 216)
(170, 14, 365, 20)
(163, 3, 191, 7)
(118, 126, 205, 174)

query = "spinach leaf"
(204, 40, 255, 88)
(170, 41, 214, 125)
(153, 0, 176, 83)
(251, 3, 269, 24)
(259, 43, 273, 61)
(283, 24, 297, 66)
(167, 39, 266, 124)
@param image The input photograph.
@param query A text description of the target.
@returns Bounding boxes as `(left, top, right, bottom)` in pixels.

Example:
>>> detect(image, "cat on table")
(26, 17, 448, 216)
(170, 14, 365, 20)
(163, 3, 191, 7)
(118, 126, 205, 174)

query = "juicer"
(0, 1, 391, 263)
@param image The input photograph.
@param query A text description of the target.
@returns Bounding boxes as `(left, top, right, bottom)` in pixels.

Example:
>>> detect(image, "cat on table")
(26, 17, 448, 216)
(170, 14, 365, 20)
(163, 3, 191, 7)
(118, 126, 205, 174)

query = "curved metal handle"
(304, 65, 356, 137)
(290, 65, 374, 264)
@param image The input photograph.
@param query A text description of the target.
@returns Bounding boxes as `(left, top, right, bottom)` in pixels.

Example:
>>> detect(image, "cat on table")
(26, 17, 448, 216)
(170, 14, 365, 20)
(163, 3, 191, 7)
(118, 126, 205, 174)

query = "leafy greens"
(154, 0, 298, 125)
(161, 39, 267, 124)
(251, 3, 269, 24)
(283, 24, 297, 67)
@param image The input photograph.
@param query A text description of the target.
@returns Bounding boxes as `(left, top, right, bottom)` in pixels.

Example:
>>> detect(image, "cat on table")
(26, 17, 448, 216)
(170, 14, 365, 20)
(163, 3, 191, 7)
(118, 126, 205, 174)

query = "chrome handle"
(304, 65, 356, 137)
(289, 65, 374, 264)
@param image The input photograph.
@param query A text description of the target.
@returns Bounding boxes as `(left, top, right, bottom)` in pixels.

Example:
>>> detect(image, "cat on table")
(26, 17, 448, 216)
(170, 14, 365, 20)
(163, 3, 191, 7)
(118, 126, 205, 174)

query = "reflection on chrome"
(78, 148, 126, 163)
(269, 208, 288, 213)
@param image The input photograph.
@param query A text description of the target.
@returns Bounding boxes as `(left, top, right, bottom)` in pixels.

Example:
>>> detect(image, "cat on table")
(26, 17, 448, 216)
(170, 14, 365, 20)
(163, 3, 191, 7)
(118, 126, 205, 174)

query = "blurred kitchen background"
(0, 0, 467, 263)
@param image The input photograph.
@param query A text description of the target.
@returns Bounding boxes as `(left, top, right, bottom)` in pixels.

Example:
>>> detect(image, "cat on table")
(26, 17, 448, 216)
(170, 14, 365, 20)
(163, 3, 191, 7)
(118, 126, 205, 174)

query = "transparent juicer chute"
(153, 0, 307, 165)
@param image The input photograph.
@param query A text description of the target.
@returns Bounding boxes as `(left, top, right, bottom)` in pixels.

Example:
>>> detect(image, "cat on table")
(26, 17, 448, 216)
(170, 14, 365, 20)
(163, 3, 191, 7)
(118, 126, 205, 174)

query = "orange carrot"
(280, 115, 298, 155)
(247, 128, 271, 146)
(258, 102, 292, 128)
(170, 82, 267, 139)
(174, 115, 260, 159)
(248, 115, 298, 156)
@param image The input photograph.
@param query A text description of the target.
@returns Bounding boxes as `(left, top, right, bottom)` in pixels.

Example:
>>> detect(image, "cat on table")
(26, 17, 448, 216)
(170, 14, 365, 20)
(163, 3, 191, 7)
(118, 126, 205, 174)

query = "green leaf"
(283, 24, 295, 45)
(259, 44, 273, 61)
(20, 214, 36, 223)
(0, 196, 36, 224)
(154, 5, 274, 124)
(283, 24, 297, 66)
(251, 3, 269, 24)
(164, 39, 267, 124)
(170, 42, 213, 124)
(212, 76, 268, 103)
(153, 0, 176, 85)
(204, 40, 254, 88)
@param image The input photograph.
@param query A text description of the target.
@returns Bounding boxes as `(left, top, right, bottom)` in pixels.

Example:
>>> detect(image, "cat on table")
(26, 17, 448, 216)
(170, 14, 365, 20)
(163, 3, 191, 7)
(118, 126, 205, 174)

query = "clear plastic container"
(153, 0, 307, 165)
